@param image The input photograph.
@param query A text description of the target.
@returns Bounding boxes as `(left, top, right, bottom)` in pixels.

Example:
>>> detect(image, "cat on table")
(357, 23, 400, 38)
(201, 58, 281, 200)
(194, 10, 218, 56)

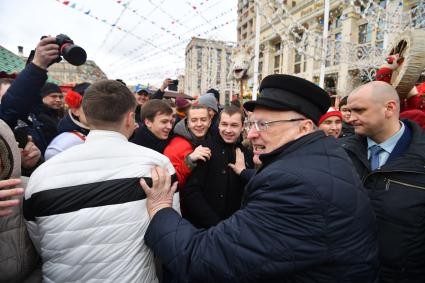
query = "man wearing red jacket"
(163, 105, 211, 187)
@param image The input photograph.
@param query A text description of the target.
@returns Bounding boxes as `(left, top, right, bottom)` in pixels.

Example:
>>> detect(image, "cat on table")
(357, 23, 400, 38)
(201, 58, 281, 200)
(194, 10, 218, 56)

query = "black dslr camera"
(55, 34, 87, 66)
(30, 34, 87, 67)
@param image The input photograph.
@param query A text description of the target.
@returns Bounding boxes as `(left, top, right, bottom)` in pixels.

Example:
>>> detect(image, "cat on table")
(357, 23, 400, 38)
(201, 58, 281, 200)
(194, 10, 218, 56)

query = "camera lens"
(61, 44, 87, 66)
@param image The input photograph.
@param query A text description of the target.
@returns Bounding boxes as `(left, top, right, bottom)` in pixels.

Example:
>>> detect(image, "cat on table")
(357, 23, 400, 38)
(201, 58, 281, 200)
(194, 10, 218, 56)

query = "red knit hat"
(318, 107, 342, 125)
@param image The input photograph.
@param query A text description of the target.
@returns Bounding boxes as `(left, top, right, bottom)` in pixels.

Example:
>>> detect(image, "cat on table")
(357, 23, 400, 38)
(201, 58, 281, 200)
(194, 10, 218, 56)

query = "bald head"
(350, 81, 400, 109)
(347, 81, 402, 143)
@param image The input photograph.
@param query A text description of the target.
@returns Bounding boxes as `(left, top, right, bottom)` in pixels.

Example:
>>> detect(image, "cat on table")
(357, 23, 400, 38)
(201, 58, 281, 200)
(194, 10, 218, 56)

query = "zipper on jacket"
(362, 170, 425, 183)
(385, 178, 425, 191)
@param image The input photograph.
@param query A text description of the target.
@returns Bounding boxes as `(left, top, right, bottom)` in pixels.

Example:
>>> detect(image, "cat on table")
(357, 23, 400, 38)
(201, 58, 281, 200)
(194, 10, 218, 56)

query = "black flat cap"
(244, 74, 331, 125)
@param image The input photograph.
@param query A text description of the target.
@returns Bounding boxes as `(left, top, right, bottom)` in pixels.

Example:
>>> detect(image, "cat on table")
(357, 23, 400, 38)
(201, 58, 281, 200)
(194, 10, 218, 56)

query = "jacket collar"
(258, 130, 325, 171)
(86, 130, 128, 142)
(137, 124, 171, 153)
(341, 119, 425, 172)
(57, 111, 90, 136)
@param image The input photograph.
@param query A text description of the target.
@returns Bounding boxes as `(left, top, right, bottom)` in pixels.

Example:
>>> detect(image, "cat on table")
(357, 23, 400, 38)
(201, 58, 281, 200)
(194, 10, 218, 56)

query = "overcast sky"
(0, 0, 237, 86)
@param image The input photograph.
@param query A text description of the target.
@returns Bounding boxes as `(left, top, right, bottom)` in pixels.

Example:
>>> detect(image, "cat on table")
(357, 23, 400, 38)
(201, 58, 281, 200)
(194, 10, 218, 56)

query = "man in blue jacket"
(141, 74, 378, 282)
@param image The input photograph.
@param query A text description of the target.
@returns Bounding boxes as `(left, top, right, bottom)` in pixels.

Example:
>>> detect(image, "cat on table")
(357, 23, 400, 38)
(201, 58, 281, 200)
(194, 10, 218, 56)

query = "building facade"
(237, 0, 423, 97)
(184, 37, 236, 104)
(48, 60, 108, 85)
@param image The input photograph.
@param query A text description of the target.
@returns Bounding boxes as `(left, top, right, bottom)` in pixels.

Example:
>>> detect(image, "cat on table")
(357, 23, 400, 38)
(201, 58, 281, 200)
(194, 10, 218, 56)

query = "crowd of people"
(1, 36, 425, 283)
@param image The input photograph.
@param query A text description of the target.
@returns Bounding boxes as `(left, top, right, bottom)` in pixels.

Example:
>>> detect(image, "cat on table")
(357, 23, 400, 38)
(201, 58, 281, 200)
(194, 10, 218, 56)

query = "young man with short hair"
(181, 106, 254, 228)
(164, 105, 212, 187)
(24, 80, 178, 282)
(131, 99, 174, 153)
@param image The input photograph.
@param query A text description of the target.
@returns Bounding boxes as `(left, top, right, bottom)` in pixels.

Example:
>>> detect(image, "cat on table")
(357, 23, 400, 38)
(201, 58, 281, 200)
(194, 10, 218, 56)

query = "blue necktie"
(369, 145, 383, 170)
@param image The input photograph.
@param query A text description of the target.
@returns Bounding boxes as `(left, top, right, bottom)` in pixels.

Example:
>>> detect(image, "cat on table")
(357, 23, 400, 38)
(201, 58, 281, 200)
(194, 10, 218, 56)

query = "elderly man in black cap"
(140, 74, 378, 282)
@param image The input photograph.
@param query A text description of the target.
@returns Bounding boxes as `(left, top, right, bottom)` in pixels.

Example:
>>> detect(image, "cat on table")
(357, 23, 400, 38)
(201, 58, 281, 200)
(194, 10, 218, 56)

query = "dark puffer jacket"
(181, 134, 254, 228)
(130, 124, 172, 153)
(145, 131, 378, 282)
(0, 63, 47, 129)
(341, 120, 425, 283)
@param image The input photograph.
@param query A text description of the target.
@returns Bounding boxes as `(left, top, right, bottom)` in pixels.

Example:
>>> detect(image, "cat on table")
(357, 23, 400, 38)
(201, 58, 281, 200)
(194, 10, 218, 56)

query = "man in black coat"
(130, 99, 174, 153)
(31, 82, 64, 150)
(341, 81, 425, 282)
(181, 106, 254, 228)
(140, 74, 378, 282)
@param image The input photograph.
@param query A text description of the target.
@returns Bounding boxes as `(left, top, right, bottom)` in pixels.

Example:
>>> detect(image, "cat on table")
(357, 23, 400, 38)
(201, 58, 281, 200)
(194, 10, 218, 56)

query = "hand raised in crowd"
(140, 166, 177, 219)
(0, 178, 24, 217)
(21, 136, 41, 169)
(32, 36, 60, 70)
(228, 148, 246, 175)
(189, 145, 211, 162)
(159, 78, 174, 92)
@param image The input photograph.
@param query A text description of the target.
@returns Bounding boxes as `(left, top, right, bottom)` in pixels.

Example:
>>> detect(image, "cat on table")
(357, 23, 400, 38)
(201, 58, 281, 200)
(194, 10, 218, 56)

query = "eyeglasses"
(244, 118, 305, 132)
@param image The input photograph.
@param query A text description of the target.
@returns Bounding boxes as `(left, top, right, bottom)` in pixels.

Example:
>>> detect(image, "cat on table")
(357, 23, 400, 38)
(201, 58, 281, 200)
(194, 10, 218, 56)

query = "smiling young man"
(130, 99, 174, 153)
(163, 105, 212, 187)
(318, 107, 343, 138)
(140, 74, 378, 282)
(181, 106, 254, 228)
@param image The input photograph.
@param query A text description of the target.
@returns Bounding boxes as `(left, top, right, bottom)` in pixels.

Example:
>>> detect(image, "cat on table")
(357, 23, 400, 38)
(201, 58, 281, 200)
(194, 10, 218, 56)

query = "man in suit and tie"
(341, 81, 425, 282)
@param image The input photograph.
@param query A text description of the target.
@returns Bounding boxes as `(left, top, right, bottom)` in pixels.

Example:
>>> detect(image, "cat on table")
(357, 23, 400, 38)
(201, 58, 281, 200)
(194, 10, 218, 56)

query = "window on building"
(294, 52, 302, 73)
(411, 5, 425, 28)
(334, 33, 342, 65)
(258, 61, 263, 82)
(293, 34, 305, 74)
(329, 10, 342, 30)
(274, 42, 281, 74)
(358, 23, 372, 44)
(324, 74, 338, 96)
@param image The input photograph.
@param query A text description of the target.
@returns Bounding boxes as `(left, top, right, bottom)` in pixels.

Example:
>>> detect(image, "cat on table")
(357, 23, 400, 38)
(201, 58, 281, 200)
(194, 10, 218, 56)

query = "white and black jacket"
(23, 130, 179, 283)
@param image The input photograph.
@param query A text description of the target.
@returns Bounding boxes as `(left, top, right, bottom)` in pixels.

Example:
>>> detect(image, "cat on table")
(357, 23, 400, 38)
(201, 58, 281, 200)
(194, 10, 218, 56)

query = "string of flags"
(56, 0, 234, 68)
(110, 18, 236, 70)
(55, 0, 184, 59)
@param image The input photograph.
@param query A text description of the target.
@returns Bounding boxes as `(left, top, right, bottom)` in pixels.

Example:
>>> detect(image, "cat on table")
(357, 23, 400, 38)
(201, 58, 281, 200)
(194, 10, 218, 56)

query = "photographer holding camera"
(0, 37, 59, 129)
(1, 35, 86, 157)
